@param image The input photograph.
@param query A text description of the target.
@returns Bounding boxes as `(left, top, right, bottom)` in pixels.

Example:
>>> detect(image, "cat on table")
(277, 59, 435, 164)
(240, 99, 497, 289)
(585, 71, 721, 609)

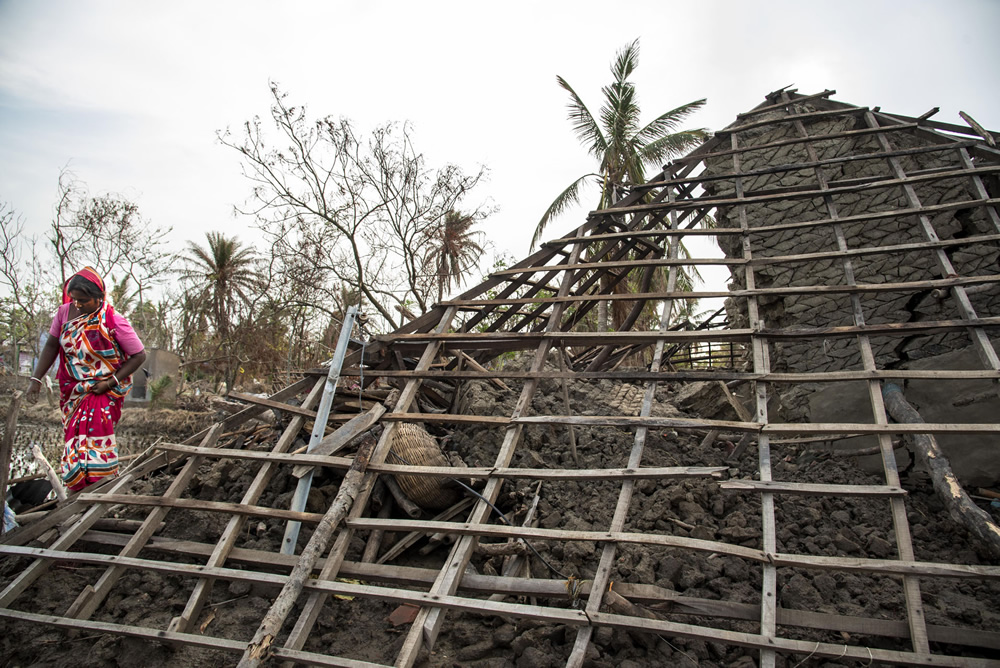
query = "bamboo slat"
(720, 480, 907, 497)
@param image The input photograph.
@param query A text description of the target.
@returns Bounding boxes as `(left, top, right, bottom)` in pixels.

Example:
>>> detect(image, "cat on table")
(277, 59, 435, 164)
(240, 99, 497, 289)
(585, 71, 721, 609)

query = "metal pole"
(280, 306, 359, 555)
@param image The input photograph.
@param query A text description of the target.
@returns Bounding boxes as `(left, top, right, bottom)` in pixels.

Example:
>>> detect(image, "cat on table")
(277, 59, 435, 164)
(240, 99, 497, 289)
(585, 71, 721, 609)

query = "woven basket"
(389, 423, 460, 510)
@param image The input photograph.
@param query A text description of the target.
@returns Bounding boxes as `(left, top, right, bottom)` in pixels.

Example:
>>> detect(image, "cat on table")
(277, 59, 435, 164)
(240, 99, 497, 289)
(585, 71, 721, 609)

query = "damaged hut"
(2, 88, 1000, 668)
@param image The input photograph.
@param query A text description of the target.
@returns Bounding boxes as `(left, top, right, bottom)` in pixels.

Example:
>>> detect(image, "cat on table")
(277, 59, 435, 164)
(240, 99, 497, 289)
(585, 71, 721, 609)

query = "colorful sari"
(56, 300, 133, 491)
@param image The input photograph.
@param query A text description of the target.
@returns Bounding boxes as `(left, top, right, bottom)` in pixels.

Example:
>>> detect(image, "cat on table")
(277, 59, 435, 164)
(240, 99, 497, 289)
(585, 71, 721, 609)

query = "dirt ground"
(2, 369, 999, 667)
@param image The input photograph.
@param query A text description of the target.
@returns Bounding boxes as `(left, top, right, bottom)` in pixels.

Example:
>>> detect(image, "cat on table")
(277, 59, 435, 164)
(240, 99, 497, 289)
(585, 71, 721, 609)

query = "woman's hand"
(29, 336, 60, 404)
(92, 378, 115, 395)
(26, 379, 42, 404)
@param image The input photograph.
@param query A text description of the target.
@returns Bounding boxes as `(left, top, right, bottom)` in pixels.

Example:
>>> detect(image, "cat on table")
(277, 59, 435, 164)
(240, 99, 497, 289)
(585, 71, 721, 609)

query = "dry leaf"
(199, 609, 217, 633)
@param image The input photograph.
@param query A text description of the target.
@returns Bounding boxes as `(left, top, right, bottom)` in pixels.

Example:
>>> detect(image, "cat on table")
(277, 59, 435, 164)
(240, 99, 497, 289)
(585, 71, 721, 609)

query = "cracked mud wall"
(701, 102, 1000, 483)
(706, 103, 1000, 375)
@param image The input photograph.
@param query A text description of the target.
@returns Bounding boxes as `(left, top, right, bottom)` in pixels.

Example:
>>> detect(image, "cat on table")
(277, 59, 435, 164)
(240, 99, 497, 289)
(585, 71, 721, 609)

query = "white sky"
(2, 0, 999, 306)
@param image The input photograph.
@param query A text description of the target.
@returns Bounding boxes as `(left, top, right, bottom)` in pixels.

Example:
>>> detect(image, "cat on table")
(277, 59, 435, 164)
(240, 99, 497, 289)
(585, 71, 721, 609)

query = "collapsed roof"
(2, 88, 1000, 667)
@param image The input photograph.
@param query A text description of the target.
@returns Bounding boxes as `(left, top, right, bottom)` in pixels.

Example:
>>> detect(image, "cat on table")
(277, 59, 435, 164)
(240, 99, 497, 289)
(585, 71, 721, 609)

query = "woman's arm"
(91, 309, 147, 396)
(26, 336, 60, 403)
(116, 350, 147, 381)
(92, 350, 147, 396)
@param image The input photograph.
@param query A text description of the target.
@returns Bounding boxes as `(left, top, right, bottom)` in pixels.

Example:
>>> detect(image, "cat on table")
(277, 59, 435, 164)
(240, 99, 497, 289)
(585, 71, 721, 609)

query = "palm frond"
(600, 81, 640, 164)
(635, 98, 707, 144)
(532, 174, 597, 250)
(639, 130, 710, 168)
(610, 39, 640, 86)
(557, 76, 606, 158)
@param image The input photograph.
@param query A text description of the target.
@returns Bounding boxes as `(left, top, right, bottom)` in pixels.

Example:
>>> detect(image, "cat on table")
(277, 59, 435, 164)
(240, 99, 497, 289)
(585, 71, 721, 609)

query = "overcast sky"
(2, 0, 999, 302)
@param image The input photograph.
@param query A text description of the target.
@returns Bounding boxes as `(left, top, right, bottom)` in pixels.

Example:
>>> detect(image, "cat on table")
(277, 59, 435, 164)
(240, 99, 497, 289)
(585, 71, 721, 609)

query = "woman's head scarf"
(62, 266, 106, 305)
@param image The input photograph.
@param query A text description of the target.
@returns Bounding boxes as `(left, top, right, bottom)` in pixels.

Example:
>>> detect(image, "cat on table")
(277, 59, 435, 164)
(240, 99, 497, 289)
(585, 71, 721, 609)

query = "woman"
(26, 267, 147, 491)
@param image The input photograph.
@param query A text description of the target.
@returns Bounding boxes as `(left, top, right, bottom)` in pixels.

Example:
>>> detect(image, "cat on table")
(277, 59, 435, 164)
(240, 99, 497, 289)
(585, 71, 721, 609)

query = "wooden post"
(959, 111, 997, 148)
(882, 383, 1000, 558)
(30, 443, 66, 502)
(360, 497, 392, 564)
(557, 348, 579, 467)
(239, 434, 376, 667)
(1, 390, 23, 533)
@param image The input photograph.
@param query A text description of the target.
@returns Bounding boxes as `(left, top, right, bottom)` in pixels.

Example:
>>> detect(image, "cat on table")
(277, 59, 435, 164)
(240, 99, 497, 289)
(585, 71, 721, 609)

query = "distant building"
(127, 348, 180, 404)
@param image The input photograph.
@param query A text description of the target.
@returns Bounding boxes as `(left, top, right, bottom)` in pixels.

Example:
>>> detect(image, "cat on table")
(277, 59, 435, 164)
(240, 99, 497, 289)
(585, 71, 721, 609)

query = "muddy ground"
(2, 367, 999, 667)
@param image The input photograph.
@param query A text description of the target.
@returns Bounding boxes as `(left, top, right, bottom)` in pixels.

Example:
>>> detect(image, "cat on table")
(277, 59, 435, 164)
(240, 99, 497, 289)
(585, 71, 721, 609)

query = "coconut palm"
(181, 231, 259, 341)
(532, 39, 707, 249)
(533, 40, 708, 333)
(107, 275, 136, 314)
(180, 232, 260, 393)
(424, 210, 485, 302)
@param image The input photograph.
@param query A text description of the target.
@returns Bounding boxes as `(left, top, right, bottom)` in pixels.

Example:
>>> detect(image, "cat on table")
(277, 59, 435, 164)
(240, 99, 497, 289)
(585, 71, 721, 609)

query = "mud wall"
(705, 103, 1000, 374)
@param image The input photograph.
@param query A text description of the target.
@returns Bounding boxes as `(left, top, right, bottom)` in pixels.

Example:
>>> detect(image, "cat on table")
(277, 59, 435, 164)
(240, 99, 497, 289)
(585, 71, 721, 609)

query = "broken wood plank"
(516, 414, 1000, 435)
(70, 531, 1000, 651)
(959, 110, 998, 147)
(153, 443, 724, 481)
(489, 481, 542, 603)
(155, 441, 353, 468)
(341, 365, 1000, 384)
(361, 496, 392, 564)
(355, 517, 765, 562)
(291, 404, 385, 478)
(382, 475, 422, 519)
(557, 348, 579, 467)
(239, 432, 376, 667)
(376, 498, 473, 565)
(588, 164, 1000, 217)
(720, 480, 907, 497)
(183, 376, 315, 445)
(736, 89, 836, 118)
(882, 383, 1000, 558)
(455, 350, 510, 391)
(77, 493, 325, 524)
(369, 464, 728, 481)
(28, 442, 66, 502)
(718, 380, 753, 422)
(229, 390, 318, 419)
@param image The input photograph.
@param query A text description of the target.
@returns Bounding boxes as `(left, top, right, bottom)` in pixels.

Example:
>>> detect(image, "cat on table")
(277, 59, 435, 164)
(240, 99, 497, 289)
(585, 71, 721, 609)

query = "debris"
(883, 383, 1000, 558)
(199, 609, 216, 633)
(239, 433, 376, 667)
(388, 603, 420, 626)
(387, 423, 459, 510)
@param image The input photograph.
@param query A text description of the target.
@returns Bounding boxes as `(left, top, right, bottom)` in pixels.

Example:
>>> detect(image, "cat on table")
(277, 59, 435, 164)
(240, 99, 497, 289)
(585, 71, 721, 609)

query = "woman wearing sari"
(26, 267, 147, 491)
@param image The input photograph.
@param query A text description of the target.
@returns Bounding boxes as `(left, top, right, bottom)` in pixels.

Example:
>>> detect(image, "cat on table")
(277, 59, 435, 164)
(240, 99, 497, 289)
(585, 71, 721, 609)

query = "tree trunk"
(238, 435, 376, 667)
(881, 382, 1000, 558)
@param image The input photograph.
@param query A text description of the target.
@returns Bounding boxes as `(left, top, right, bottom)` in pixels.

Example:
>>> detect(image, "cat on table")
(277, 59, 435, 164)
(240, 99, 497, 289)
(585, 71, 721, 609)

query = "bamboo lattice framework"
(2, 88, 1000, 667)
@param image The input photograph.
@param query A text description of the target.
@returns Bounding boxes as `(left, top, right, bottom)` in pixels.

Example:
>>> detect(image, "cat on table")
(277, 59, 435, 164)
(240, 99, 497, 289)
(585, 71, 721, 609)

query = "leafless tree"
(49, 169, 173, 313)
(220, 84, 493, 332)
(0, 201, 50, 364)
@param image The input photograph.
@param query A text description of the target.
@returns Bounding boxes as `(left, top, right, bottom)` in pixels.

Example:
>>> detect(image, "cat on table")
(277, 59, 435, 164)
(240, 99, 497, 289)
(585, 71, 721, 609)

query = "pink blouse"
(49, 303, 145, 356)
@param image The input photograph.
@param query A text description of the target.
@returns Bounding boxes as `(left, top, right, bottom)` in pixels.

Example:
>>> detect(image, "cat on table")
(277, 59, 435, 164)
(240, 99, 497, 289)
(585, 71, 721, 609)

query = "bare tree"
(0, 201, 51, 366)
(220, 84, 492, 331)
(49, 169, 173, 312)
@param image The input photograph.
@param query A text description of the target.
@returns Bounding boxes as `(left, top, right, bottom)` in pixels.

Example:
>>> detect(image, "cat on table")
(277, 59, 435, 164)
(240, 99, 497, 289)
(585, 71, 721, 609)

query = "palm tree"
(107, 275, 136, 314)
(181, 231, 259, 341)
(423, 210, 485, 302)
(532, 39, 707, 249)
(181, 232, 261, 393)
